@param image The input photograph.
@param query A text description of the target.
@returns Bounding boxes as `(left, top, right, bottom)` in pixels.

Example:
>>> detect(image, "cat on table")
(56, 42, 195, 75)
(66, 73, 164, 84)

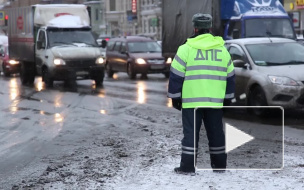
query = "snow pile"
(34, 4, 90, 27)
(48, 15, 89, 28)
(0, 35, 8, 44)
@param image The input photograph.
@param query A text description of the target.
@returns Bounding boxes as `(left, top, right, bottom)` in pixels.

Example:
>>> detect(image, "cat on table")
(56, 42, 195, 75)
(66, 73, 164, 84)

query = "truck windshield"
(47, 29, 98, 48)
(245, 18, 295, 39)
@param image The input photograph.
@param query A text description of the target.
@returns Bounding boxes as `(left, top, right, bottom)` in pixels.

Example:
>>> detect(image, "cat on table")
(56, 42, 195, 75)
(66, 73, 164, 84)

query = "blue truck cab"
(161, 0, 296, 60)
(222, 0, 296, 40)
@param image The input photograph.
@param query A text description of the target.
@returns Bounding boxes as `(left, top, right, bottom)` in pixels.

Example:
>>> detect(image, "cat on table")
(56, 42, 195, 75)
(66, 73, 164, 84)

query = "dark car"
(0, 44, 20, 77)
(105, 36, 170, 79)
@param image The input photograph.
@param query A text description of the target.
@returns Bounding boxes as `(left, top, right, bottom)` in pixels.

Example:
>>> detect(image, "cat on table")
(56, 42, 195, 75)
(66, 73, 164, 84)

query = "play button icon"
(225, 123, 254, 153)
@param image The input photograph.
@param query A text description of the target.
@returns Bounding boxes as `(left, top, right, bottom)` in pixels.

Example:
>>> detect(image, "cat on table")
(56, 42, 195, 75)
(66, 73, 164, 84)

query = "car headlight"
(54, 58, 66, 65)
(96, 57, 104, 64)
(166, 57, 172, 64)
(136, 58, 146, 64)
(268, 75, 299, 86)
(8, 60, 19, 65)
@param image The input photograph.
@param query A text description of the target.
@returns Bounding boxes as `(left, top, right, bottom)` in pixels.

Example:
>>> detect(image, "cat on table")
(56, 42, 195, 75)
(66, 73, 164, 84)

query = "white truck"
(7, 4, 105, 87)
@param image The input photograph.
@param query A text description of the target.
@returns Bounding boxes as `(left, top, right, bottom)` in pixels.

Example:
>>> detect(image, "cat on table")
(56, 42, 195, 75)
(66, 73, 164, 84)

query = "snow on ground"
(104, 104, 304, 190)
(2, 95, 304, 190)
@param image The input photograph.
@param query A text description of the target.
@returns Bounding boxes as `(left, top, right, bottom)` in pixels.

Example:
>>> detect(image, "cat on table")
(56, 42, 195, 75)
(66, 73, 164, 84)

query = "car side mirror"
(37, 41, 41, 49)
(101, 39, 107, 48)
(37, 40, 45, 49)
(232, 29, 240, 39)
(121, 50, 128, 54)
(233, 59, 247, 68)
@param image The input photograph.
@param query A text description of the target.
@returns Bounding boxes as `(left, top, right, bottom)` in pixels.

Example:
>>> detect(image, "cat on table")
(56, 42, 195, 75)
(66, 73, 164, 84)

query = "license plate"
(150, 65, 165, 69)
(76, 71, 89, 75)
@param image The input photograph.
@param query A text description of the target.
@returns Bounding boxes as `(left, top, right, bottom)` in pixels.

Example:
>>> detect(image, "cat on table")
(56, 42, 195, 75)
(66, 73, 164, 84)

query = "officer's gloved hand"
(172, 98, 182, 111)
(223, 99, 232, 107)
(223, 98, 233, 113)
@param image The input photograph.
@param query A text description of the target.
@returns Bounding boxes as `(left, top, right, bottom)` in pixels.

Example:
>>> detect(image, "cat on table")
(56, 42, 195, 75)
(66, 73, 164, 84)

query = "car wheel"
(248, 86, 268, 116)
(28, 64, 36, 85)
(163, 72, 170, 78)
(94, 76, 104, 87)
(127, 63, 136, 80)
(64, 79, 77, 89)
(106, 62, 114, 78)
(28, 74, 35, 85)
(140, 73, 148, 80)
(2, 64, 10, 77)
(20, 62, 29, 85)
(42, 68, 53, 87)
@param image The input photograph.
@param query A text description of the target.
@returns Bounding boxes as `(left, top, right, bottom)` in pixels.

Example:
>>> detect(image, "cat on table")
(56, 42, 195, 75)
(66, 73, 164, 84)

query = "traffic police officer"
(167, 13, 235, 174)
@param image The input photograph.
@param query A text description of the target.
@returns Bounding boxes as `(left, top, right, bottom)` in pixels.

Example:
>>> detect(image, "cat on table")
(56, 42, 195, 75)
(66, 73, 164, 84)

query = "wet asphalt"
(0, 72, 303, 129)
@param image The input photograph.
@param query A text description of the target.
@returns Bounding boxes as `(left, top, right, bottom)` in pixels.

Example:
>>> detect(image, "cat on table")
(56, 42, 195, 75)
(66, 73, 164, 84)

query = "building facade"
(284, 0, 303, 36)
(104, 0, 133, 37)
(103, 0, 141, 37)
(103, 0, 162, 40)
(140, 0, 161, 40)
(84, 0, 106, 38)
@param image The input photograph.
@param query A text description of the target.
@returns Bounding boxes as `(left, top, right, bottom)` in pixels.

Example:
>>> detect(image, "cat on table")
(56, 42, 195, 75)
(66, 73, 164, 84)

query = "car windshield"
(48, 29, 98, 48)
(245, 18, 295, 39)
(127, 41, 161, 53)
(246, 42, 304, 66)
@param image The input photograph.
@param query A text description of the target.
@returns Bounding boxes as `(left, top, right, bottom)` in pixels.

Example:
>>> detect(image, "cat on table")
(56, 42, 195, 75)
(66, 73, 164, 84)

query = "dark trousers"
(179, 108, 227, 171)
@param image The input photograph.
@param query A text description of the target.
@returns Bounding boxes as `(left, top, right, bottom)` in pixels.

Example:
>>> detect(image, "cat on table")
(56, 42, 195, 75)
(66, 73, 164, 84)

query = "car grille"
(65, 59, 96, 67)
(272, 94, 293, 102)
(147, 59, 165, 64)
(296, 93, 304, 105)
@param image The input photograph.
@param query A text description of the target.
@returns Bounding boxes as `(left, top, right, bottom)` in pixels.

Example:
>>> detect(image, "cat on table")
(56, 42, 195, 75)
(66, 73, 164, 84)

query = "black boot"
(174, 167, 195, 175)
(174, 159, 195, 174)
(210, 153, 226, 165)
(213, 169, 226, 173)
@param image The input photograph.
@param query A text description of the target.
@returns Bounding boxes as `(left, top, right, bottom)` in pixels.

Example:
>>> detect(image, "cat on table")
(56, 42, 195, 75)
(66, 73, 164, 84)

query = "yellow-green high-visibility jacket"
(167, 33, 235, 108)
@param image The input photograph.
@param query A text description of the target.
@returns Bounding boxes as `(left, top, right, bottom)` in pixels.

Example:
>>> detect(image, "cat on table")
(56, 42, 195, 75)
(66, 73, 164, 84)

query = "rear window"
(107, 41, 115, 51)
(113, 42, 122, 51)
(121, 42, 126, 52)
(127, 41, 161, 53)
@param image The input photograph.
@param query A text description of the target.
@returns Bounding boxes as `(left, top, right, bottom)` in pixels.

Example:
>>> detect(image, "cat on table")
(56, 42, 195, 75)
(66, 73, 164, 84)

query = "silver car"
(225, 38, 304, 115)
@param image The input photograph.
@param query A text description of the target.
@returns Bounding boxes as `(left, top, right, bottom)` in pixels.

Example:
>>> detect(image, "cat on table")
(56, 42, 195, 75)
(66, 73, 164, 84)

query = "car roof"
(225, 37, 296, 45)
(109, 36, 154, 42)
(98, 34, 111, 38)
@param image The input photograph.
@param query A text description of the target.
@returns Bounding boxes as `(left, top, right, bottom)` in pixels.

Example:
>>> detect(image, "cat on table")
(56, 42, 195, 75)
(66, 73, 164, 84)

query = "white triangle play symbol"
(225, 123, 254, 153)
